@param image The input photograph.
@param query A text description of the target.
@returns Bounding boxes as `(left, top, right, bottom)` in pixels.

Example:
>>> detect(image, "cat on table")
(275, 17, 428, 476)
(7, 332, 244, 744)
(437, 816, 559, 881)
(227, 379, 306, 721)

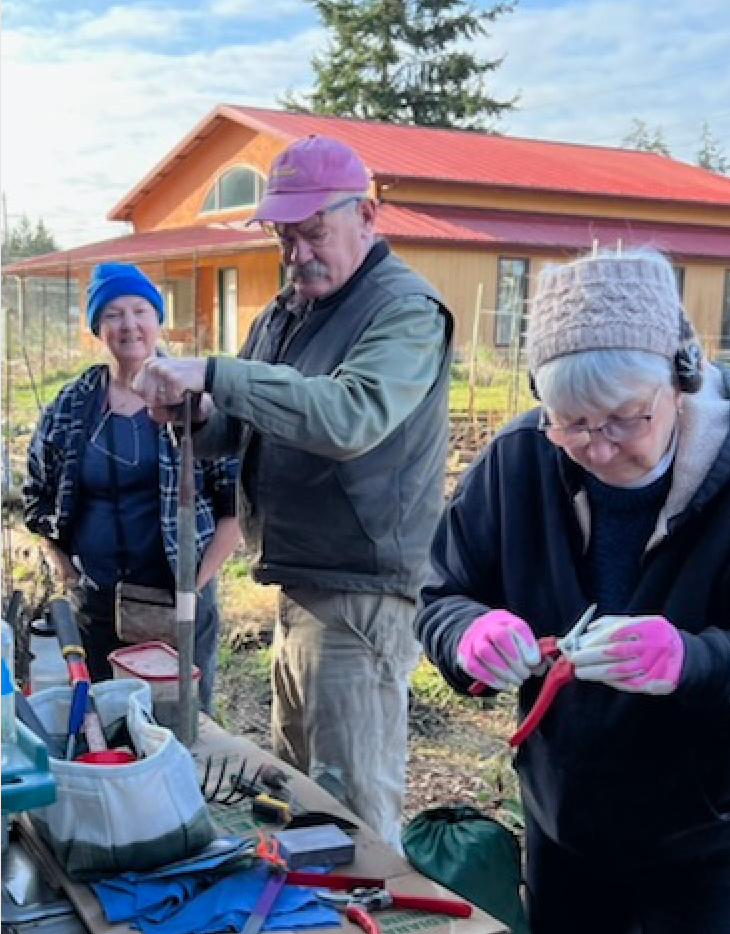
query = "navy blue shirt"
(71, 408, 172, 589)
(583, 467, 672, 613)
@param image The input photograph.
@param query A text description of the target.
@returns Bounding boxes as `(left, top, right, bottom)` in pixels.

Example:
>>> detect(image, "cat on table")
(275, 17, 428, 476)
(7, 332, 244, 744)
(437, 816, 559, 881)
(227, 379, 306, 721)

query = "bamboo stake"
(468, 282, 483, 431)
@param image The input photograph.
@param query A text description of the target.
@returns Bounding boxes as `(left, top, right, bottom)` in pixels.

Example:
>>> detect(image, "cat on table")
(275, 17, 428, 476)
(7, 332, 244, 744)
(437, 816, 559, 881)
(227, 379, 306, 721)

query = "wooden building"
(5, 105, 730, 356)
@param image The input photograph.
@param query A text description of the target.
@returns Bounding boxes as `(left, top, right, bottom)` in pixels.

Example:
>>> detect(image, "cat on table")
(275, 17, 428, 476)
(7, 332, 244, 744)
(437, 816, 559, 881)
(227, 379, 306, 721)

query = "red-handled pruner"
(317, 886, 472, 934)
(509, 603, 597, 747)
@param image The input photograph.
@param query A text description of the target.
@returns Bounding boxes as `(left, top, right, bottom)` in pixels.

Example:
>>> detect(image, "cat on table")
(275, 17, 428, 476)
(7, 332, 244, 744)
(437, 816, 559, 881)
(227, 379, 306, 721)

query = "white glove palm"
(569, 614, 684, 695)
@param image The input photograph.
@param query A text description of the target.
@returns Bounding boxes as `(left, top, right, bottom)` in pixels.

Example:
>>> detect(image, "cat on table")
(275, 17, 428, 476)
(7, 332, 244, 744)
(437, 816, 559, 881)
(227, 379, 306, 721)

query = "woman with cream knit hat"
(416, 247, 730, 933)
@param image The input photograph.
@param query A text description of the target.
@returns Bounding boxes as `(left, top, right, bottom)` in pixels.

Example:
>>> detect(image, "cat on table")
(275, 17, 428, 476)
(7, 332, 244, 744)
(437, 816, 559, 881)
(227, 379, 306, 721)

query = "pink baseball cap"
(247, 135, 371, 225)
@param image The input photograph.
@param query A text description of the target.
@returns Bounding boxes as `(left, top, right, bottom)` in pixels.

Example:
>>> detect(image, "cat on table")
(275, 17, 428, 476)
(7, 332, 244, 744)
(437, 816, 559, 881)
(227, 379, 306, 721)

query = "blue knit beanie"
(86, 262, 164, 333)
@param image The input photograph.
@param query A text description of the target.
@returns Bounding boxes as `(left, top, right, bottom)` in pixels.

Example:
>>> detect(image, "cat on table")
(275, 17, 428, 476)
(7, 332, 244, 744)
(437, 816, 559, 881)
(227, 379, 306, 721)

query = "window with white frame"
(494, 258, 529, 348)
(160, 277, 193, 329)
(201, 165, 266, 213)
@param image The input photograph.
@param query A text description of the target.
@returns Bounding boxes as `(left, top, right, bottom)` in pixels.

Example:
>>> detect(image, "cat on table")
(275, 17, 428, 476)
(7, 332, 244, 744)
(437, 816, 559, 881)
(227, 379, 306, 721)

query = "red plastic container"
(75, 749, 136, 765)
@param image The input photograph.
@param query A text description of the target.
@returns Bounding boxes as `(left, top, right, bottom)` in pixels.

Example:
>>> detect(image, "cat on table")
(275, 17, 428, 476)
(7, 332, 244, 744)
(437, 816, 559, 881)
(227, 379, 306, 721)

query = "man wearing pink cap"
(134, 135, 453, 848)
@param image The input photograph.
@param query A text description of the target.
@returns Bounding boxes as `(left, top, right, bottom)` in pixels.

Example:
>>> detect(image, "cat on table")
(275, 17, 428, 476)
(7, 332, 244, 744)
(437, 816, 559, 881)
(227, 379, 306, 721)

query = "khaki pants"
(272, 589, 420, 851)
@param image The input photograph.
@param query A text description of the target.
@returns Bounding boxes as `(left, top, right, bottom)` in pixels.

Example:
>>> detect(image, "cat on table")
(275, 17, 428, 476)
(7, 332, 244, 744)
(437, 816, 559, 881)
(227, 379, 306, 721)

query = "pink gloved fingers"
(462, 659, 521, 691)
(457, 610, 540, 691)
(571, 615, 684, 695)
(457, 638, 523, 690)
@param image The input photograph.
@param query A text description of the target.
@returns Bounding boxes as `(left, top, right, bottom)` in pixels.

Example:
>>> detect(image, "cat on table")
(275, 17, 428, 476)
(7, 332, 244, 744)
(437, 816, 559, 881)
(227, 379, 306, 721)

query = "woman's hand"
(41, 541, 80, 589)
(570, 614, 684, 694)
(457, 609, 541, 692)
(195, 517, 241, 591)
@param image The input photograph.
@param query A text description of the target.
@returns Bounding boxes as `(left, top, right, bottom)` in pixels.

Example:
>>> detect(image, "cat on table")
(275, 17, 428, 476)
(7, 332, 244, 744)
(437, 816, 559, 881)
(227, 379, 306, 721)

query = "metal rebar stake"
(176, 391, 197, 746)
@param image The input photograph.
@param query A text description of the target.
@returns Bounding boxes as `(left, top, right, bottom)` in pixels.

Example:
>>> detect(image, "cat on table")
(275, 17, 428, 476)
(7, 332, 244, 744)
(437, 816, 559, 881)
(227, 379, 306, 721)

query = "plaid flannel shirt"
(23, 364, 238, 574)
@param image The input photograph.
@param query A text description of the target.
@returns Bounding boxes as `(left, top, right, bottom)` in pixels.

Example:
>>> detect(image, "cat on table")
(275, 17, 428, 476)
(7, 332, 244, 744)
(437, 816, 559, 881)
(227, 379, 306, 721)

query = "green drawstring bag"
(402, 803, 530, 934)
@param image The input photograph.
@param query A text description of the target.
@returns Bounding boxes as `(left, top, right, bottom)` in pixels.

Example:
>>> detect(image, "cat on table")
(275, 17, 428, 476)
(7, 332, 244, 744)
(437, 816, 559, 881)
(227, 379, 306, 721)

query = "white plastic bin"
(108, 641, 200, 731)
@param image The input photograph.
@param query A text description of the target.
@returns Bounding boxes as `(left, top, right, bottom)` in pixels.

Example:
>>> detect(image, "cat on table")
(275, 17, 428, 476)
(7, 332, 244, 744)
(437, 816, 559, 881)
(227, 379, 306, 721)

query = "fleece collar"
(648, 362, 730, 547)
(570, 362, 730, 551)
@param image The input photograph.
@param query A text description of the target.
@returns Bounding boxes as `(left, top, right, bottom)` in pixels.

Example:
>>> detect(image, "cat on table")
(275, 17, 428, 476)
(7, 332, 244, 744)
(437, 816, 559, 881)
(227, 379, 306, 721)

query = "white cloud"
(207, 0, 303, 20)
(75, 6, 187, 44)
(1, 19, 321, 246)
(487, 0, 730, 159)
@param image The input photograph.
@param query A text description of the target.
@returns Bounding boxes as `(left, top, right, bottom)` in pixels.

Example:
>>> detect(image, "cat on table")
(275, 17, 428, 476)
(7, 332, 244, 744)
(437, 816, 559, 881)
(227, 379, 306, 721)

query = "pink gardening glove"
(457, 609, 541, 692)
(569, 614, 684, 694)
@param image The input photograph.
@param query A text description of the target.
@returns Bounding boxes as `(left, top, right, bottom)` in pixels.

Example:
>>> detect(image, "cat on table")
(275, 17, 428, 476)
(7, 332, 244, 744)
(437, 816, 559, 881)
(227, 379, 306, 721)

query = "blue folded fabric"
(91, 863, 340, 934)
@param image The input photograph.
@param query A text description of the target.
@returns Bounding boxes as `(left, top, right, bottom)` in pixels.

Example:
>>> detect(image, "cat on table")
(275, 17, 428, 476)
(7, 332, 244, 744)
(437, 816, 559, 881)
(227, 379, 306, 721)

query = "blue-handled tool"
(65, 678, 90, 760)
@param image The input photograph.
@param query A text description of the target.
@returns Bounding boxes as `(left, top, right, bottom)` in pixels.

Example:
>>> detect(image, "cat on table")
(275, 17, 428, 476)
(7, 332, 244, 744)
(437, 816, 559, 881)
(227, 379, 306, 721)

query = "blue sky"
(3, 0, 729, 248)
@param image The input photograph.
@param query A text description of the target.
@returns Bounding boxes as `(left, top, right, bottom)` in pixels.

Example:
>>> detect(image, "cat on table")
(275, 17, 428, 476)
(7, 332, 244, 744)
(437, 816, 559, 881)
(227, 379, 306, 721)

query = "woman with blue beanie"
(23, 261, 240, 712)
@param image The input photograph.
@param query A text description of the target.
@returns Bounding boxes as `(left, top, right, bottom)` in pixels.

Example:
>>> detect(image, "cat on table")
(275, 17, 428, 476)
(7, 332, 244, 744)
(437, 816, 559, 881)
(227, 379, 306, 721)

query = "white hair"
(535, 348, 674, 412)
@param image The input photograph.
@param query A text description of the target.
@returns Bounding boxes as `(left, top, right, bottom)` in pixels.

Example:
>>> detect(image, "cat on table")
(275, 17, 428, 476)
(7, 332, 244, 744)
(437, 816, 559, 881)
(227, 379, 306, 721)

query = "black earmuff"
(674, 343, 703, 394)
(675, 314, 703, 394)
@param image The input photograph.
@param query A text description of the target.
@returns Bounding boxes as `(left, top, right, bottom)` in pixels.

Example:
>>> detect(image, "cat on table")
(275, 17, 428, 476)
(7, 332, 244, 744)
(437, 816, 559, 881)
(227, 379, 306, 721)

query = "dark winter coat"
(417, 363, 730, 862)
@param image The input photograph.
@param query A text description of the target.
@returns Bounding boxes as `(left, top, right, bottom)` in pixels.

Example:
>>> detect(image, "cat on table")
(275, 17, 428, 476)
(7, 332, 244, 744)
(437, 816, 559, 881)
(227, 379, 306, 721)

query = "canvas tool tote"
(27, 678, 215, 881)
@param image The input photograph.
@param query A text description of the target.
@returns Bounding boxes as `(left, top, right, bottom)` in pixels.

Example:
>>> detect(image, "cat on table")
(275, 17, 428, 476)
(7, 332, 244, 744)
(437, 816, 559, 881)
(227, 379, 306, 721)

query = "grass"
(218, 557, 276, 622)
(218, 639, 271, 686)
(4, 353, 98, 419)
(410, 655, 473, 709)
(449, 373, 530, 413)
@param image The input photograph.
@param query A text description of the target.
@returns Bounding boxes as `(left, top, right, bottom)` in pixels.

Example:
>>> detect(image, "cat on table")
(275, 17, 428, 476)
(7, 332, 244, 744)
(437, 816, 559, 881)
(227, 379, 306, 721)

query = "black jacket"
(417, 363, 730, 862)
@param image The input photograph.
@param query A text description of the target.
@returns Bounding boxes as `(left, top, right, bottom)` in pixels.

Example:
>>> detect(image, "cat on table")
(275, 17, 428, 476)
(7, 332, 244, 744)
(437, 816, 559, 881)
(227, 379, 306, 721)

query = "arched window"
(201, 165, 265, 213)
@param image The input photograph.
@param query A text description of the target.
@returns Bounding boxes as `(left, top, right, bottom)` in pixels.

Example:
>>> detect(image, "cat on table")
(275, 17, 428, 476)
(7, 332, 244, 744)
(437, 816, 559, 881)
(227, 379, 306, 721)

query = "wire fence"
(2, 275, 723, 498)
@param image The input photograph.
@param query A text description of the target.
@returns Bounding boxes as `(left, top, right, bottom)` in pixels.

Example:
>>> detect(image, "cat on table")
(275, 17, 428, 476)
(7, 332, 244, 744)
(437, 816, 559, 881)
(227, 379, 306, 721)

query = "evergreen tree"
(1, 214, 61, 316)
(2, 213, 59, 265)
(696, 121, 729, 175)
(282, 0, 517, 130)
(622, 119, 671, 155)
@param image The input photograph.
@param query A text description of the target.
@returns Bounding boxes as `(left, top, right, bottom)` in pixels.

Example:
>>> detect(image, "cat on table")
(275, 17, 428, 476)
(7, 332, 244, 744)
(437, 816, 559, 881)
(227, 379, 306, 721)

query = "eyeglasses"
(90, 409, 140, 467)
(538, 388, 663, 445)
(261, 196, 363, 253)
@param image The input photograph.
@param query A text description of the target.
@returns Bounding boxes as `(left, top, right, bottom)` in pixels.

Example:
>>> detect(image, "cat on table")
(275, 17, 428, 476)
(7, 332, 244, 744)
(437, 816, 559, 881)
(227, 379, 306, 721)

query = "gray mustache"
(289, 261, 327, 281)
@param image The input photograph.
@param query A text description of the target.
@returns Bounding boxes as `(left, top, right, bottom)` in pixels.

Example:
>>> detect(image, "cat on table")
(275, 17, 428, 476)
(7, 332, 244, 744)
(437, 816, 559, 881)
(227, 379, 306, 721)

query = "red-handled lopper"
(509, 603, 597, 747)
(318, 886, 472, 934)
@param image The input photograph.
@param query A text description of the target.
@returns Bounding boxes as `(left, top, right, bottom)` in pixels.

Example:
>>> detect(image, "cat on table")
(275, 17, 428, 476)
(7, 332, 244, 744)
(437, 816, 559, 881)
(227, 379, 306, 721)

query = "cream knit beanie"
(526, 251, 686, 373)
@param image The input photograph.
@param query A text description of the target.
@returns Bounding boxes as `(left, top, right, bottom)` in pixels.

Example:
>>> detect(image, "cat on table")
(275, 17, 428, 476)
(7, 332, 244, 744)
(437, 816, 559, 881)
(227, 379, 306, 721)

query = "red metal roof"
(108, 104, 730, 221)
(6, 206, 728, 278)
(227, 106, 730, 203)
(3, 223, 266, 276)
(377, 204, 730, 259)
